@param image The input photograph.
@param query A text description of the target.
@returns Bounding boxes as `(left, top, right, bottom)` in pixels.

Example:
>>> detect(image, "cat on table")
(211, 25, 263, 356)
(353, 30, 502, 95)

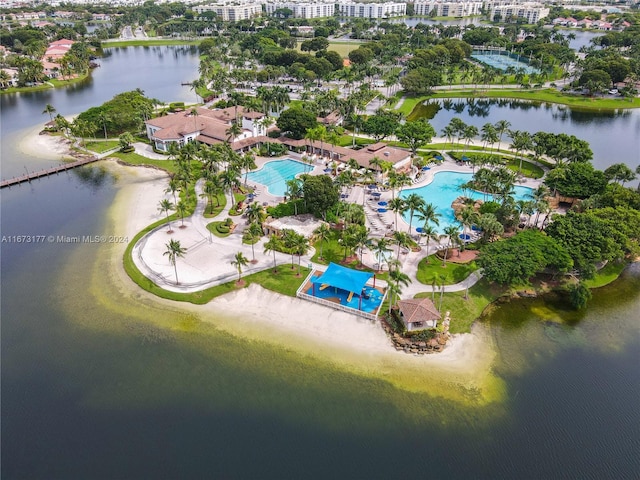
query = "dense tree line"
(75, 90, 156, 137)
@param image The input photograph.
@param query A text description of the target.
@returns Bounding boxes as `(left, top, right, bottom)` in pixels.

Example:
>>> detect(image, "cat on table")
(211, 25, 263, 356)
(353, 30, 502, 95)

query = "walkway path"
(127, 145, 492, 298)
(132, 180, 320, 294)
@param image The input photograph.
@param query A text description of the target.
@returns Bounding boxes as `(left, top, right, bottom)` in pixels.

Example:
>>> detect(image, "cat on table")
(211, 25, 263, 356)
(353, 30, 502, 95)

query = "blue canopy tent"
(311, 263, 373, 310)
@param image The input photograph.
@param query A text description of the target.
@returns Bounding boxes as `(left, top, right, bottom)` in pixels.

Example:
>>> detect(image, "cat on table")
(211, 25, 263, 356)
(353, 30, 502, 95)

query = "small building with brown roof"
(397, 297, 441, 331)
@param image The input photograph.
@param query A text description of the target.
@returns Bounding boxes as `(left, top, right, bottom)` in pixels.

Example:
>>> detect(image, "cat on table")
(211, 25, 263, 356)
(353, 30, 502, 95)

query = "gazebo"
(311, 262, 373, 311)
(397, 298, 441, 331)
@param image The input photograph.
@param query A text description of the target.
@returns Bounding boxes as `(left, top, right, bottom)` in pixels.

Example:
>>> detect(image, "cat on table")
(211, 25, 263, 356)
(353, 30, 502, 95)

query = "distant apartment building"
(265, 1, 335, 19)
(193, 2, 262, 21)
(337, 1, 407, 18)
(488, 3, 549, 23)
(413, 1, 482, 17)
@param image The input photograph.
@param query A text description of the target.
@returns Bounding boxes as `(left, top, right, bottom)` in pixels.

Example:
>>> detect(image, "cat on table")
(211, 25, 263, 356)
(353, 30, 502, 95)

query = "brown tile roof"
(397, 298, 441, 324)
(147, 106, 268, 147)
(231, 135, 270, 149)
(242, 111, 265, 120)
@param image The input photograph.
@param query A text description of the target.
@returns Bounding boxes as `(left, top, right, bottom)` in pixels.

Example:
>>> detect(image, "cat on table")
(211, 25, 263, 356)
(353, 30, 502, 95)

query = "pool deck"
(131, 148, 545, 299)
(245, 154, 325, 207)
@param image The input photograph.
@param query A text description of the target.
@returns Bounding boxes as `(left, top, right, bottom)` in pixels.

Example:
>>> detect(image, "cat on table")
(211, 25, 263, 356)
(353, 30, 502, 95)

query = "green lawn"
(85, 140, 120, 153)
(399, 89, 640, 116)
(415, 279, 505, 334)
(338, 135, 371, 147)
(203, 195, 227, 218)
(504, 157, 545, 179)
(446, 151, 545, 179)
(409, 89, 640, 111)
(207, 221, 232, 238)
(295, 40, 364, 57)
(311, 232, 393, 280)
(110, 151, 180, 175)
(583, 261, 628, 289)
(416, 255, 478, 285)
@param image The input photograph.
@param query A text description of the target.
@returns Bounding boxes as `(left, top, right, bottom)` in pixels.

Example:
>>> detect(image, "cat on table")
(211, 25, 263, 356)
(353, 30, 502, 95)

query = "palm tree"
(97, 111, 110, 139)
(441, 225, 459, 266)
(245, 202, 265, 226)
(282, 229, 299, 269)
(263, 235, 282, 272)
(244, 222, 263, 262)
(305, 125, 322, 158)
(494, 120, 511, 150)
(387, 267, 411, 314)
(313, 223, 331, 261)
(176, 200, 187, 228)
(164, 239, 187, 284)
(372, 237, 392, 271)
(225, 122, 242, 143)
(481, 122, 498, 155)
(388, 197, 406, 232)
(431, 272, 444, 305)
(219, 168, 240, 199)
(462, 125, 478, 151)
(293, 234, 310, 275)
(420, 225, 440, 262)
(158, 199, 174, 233)
(352, 226, 371, 267)
(404, 193, 426, 235)
(429, 272, 444, 306)
(231, 251, 249, 283)
(190, 108, 199, 133)
(42, 103, 56, 123)
(326, 128, 341, 162)
(458, 206, 478, 238)
(441, 125, 455, 145)
(415, 203, 440, 233)
(285, 178, 303, 215)
(392, 230, 411, 261)
(239, 152, 257, 186)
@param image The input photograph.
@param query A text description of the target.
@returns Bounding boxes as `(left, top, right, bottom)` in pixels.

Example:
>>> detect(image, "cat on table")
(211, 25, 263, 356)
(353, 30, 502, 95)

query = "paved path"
(128, 147, 490, 298)
(132, 180, 320, 293)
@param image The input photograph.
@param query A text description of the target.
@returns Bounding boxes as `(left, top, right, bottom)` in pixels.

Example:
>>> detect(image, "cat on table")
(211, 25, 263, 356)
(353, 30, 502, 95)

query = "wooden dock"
(1, 157, 101, 189)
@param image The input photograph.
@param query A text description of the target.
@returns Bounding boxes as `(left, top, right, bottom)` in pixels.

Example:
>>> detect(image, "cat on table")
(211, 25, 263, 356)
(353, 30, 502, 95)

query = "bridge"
(0, 157, 101, 189)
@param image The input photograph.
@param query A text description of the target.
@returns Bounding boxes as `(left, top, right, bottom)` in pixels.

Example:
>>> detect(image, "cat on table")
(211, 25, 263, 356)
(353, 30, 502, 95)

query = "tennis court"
(471, 51, 540, 75)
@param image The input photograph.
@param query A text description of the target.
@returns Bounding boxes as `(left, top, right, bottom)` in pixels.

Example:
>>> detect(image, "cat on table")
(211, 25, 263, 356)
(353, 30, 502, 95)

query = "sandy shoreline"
(17, 119, 77, 161)
(22, 120, 498, 396)
(99, 160, 496, 384)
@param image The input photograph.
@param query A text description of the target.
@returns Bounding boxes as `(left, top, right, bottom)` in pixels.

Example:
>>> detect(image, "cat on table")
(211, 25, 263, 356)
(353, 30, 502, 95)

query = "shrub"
(479, 201, 500, 215)
(216, 224, 230, 234)
(267, 201, 307, 218)
(406, 329, 437, 341)
(225, 218, 233, 226)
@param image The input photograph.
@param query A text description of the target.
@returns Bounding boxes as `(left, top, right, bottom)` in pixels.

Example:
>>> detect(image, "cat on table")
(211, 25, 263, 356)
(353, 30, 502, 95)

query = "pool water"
(246, 159, 309, 196)
(306, 275, 385, 314)
(471, 51, 540, 75)
(400, 170, 534, 232)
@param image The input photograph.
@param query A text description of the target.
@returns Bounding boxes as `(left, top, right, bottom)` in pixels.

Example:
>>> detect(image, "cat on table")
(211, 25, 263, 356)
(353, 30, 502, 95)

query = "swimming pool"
(246, 159, 309, 197)
(305, 275, 385, 314)
(400, 171, 534, 232)
(471, 51, 540, 75)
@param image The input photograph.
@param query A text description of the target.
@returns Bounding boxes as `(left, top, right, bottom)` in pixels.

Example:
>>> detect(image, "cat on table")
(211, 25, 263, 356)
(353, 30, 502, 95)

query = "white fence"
(296, 268, 387, 322)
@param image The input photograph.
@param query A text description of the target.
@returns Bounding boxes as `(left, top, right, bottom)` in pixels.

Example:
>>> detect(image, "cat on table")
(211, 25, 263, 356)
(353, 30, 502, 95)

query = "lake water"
(418, 98, 640, 173)
(2, 46, 639, 479)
